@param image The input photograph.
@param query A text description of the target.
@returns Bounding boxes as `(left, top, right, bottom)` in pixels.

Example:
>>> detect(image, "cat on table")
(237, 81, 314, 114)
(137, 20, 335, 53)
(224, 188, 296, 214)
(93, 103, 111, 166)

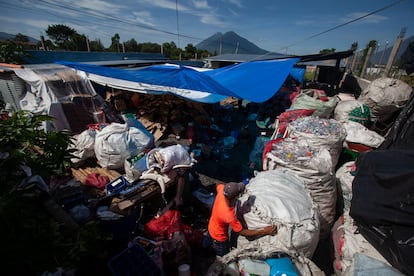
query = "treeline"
(1, 24, 212, 61)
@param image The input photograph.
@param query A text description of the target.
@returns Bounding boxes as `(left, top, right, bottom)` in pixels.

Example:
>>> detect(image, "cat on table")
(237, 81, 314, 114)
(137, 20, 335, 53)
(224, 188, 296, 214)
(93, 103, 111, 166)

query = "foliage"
(0, 111, 73, 190)
(46, 24, 76, 49)
(362, 40, 378, 66)
(69, 33, 89, 51)
(109, 33, 121, 52)
(0, 41, 30, 64)
(140, 42, 161, 53)
(40, 24, 213, 58)
(0, 111, 113, 274)
(350, 42, 358, 51)
(89, 39, 105, 52)
(319, 48, 336, 54)
(162, 41, 180, 59)
(124, 38, 139, 52)
(14, 33, 29, 43)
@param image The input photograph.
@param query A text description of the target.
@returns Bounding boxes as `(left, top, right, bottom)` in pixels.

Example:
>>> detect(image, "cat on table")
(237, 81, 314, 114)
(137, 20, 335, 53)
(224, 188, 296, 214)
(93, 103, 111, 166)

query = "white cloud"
(131, 11, 156, 26)
(139, 0, 190, 12)
(199, 13, 231, 28)
(70, 0, 123, 13)
(191, 0, 209, 9)
(0, 15, 57, 31)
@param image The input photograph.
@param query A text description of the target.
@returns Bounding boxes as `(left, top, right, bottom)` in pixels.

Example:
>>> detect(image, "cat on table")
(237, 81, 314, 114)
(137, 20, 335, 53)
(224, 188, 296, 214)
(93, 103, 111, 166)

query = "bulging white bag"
(223, 169, 320, 263)
(357, 77, 412, 123)
(69, 128, 96, 164)
(94, 123, 153, 169)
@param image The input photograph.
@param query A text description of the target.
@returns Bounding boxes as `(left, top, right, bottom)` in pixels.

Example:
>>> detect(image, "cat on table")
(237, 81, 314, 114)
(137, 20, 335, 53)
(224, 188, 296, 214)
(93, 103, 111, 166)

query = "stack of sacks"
(222, 169, 320, 263)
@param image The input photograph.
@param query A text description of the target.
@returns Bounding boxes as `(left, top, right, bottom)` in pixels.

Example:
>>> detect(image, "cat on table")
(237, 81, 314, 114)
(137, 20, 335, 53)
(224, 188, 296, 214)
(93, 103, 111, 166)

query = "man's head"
(223, 182, 245, 202)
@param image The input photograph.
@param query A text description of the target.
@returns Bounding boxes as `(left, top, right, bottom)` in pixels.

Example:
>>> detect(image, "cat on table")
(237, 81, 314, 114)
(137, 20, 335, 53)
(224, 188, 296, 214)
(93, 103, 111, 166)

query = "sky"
(0, 0, 413, 55)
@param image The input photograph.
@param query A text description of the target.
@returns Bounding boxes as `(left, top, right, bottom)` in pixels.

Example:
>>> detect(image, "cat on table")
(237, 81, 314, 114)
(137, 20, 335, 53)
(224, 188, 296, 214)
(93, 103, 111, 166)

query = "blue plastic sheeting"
(57, 58, 299, 104)
(204, 58, 299, 102)
(289, 67, 306, 83)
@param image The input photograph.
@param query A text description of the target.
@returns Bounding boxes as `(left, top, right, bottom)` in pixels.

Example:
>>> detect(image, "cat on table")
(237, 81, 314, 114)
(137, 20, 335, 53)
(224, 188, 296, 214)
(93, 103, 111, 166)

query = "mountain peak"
(196, 31, 268, 55)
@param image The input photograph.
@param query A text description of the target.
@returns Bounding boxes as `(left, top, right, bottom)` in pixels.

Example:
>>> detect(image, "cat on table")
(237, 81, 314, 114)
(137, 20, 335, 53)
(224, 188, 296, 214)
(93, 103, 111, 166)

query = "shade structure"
(57, 58, 299, 104)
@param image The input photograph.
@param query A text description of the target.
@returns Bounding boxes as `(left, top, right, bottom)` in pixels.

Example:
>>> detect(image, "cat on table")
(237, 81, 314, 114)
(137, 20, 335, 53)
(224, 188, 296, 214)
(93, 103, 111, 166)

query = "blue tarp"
(57, 58, 299, 103)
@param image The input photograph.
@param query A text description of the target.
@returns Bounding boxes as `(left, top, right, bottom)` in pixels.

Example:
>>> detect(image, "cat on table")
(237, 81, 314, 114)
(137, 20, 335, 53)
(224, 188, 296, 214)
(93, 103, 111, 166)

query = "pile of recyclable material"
(287, 116, 346, 168)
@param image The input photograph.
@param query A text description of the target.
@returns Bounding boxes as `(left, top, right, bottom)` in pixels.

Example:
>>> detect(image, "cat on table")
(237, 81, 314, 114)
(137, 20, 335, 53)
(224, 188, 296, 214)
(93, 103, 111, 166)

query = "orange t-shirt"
(208, 184, 243, 242)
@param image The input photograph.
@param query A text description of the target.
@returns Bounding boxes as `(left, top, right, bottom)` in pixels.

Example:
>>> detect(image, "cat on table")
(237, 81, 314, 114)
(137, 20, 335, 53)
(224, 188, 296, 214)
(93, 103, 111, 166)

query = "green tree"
(350, 42, 358, 51)
(109, 33, 120, 52)
(361, 40, 377, 68)
(197, 49, 211, 59)
(40, 39, 56, 51)
(67, 33, 88, 51)
(46, 24, 76, 49)
(14, 33, 29, 43)
(162, 41, 183, 60)
(184, 43, 197, 59)
(0, 41, 29, 64)
(139, 42, 161, 53)
(0, 111, 112, 275)
(162, 41, 176, 59)
(319, 48, 336, 54)
(89, 39, 104, 51)
(124, 38, 139, 52)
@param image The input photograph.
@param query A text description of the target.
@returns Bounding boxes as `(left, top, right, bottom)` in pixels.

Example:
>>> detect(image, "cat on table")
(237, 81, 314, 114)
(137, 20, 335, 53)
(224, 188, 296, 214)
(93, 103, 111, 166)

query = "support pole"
(384, 28, 406, 77)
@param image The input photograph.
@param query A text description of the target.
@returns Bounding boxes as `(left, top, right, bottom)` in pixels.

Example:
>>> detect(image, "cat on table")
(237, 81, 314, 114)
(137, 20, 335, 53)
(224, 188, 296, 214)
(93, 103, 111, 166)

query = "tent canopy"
(57, 58, 299, 104)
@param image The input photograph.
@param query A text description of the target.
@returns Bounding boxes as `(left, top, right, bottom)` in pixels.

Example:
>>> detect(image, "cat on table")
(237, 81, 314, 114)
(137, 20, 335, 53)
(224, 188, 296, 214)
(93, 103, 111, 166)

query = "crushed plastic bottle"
(289, 116, 343, 136)
(270, 138, 314, 163)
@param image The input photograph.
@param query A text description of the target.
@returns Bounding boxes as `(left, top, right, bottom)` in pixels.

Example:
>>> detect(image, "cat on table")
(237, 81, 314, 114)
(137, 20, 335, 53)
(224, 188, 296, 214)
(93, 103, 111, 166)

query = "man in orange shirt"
(207, 182, 277, 257)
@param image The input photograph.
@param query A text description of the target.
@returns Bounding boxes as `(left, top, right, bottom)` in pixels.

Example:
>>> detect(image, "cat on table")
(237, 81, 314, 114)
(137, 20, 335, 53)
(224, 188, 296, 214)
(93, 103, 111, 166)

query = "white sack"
(69, 128, 96, 164)
(343, 253, 404, 276)
(146, 144, 194, 173)
(222, 169, 319, 263)
(334, 100, 370, 126)
(332, 212, 393, 275)
(287, 116, 346, 169)
(357, 77, 412, 123)
(264, 138, 336, 239)
(335, 161, 356, 214)
(343, 121, 385, 148)
(208, 255, 324, 276)
(290, 89, 339, 118)
(94, 123, 153, 169)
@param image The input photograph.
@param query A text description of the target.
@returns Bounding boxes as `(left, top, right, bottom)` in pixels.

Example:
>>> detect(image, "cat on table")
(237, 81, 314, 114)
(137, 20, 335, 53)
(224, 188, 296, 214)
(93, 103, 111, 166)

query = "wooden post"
(40, 35, 47, 51)
(86, 36, 90, 52)
(350, 50, 358, 73)
(360, 46, 373, 78)
(384, 28, 406, 77)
